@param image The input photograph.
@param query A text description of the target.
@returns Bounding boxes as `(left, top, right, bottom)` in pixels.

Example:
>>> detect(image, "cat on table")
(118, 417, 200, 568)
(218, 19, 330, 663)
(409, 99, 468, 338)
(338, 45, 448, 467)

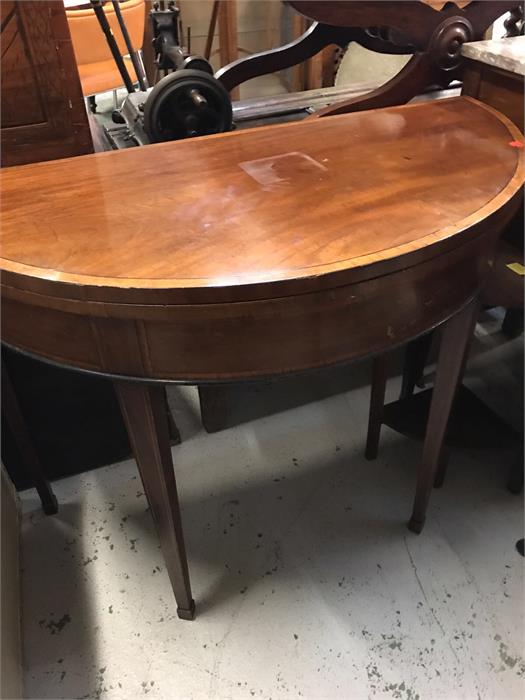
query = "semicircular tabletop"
(1, 97, 523, 304)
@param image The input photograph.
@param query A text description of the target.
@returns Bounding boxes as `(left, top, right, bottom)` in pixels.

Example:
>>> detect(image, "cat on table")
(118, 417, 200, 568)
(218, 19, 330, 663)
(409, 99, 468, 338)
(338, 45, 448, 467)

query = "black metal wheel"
(183, 56, 214, 74)
(143, 69, 232, 143)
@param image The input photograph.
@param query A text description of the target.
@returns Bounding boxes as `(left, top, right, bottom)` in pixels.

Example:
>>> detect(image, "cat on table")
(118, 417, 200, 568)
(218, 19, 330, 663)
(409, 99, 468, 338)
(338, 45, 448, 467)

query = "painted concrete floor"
(21, 316, 524, 700)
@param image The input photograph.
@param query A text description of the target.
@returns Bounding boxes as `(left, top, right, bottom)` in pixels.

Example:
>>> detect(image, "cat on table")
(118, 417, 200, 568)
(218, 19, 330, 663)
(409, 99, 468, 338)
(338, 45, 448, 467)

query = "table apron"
(1, 230, 498, 382)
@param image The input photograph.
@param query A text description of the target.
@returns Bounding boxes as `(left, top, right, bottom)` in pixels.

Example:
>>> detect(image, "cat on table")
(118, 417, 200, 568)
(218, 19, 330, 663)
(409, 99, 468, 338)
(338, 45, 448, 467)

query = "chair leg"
(365, 354, 388, 460)
(1, 359, 58, 515)
(408, 299, 479, 534)
(114, 380, 195, 620)
(399, 331, 434, 399)
(113, 89, 119, 110)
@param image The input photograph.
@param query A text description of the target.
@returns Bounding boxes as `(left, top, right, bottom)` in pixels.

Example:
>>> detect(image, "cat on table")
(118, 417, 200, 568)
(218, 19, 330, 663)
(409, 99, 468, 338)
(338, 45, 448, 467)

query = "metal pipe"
(111, 0, 149, 91)
(90, 0, 136, 94)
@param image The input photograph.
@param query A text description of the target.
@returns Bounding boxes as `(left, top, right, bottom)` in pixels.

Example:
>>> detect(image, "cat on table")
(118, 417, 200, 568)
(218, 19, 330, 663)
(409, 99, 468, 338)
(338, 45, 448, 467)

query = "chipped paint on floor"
(20, 318, 524, 699)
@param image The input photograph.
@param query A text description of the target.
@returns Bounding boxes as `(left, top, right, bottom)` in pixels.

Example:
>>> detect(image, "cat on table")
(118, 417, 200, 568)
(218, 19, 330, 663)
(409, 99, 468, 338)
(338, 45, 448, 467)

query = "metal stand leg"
(114, 380, 195, 619)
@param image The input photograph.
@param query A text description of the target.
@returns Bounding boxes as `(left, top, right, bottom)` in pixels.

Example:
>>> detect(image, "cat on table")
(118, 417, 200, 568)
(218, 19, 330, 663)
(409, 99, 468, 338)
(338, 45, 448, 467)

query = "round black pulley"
(183, 56, 214, 74)
(143, 69, 233, 143)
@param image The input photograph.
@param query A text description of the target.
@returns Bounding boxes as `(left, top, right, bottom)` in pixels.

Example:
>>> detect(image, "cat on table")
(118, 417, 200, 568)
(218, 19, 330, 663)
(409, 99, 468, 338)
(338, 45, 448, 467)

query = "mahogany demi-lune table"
(1, 97, 523, 619)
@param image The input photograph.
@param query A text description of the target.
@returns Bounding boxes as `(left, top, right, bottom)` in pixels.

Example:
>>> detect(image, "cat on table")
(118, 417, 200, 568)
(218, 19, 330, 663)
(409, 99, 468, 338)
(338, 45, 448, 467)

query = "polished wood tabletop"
(1, 97, 523, 619)
(1, 97, 522, 305)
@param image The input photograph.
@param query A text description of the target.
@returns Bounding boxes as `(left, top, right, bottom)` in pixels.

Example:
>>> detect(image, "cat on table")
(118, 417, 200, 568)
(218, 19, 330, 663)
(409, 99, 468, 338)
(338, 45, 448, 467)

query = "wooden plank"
(218, 0, 239, 99)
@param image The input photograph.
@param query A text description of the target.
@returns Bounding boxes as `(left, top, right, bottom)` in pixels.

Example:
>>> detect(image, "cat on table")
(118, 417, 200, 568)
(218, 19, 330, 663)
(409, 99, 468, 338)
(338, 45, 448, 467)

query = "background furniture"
(216, 1, 517, 103)
(463, 35, 524, 336)
(2, 97, 522, 617)
(1, 345, 180, 507)
(66, 0, 145, 106)
(463, 36, 524, 127)
(1, 358, 57, 515)
(0, 0, 92, 166)
(0, 465, 22, 700)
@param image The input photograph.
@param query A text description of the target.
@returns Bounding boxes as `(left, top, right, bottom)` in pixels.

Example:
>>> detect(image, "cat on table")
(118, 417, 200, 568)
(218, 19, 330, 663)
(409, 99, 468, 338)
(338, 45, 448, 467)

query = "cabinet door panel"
(1, 1, 92, 166)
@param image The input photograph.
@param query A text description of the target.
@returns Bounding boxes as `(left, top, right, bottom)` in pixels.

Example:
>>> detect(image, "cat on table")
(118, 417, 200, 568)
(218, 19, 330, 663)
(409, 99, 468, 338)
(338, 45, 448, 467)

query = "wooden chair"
(216, 1, 518, 110)
(66, 0, 145, 105)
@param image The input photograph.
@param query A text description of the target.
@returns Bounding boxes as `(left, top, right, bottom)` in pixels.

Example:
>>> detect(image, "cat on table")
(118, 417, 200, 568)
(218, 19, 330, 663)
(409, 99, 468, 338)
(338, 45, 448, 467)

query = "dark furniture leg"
(88, 95, 97, 113)
(502, 308, 524, 338)
(1, 358, 58, 515)
(400, 331, 433, 399)
(507, 444, 524, 495)
(114, 381, 195, 620)
(432, 445, 451, 489)
(408, 299, 479, 534)
(365, 355, 388, 460)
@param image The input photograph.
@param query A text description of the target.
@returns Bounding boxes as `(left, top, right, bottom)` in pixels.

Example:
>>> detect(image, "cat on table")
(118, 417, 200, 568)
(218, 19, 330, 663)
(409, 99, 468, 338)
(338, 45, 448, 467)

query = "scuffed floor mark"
(366, 661, 383, 693)
(383, 680, 420, 699)
(38, 613, 71, 635)
(494, 635, 525, 675)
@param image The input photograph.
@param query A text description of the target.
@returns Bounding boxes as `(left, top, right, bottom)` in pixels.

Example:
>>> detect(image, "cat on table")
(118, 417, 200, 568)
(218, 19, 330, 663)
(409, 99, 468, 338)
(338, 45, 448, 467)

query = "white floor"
(21, 315, 524, 700)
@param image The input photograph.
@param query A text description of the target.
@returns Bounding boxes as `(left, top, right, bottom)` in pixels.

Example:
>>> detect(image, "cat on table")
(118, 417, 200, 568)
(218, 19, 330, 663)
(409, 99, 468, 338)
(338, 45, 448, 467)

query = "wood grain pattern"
(1, 1, 46, 128)
(1, 1, 92, 167)
(1, 98, 522, 302)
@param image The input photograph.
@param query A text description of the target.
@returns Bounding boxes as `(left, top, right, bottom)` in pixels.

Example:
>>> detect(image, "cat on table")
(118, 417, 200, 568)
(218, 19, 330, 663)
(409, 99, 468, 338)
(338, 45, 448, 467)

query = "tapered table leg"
(1, 358, 58, 515)
(408, 299, 479, 534)
(365, 355, 388, 460)
(114, 381, 195, 620)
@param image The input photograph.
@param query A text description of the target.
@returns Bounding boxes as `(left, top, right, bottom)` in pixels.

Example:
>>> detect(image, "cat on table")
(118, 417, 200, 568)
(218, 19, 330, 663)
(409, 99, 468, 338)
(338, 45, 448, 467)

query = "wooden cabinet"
(1, 0, 92, 166)
(462, 59, 524, 131)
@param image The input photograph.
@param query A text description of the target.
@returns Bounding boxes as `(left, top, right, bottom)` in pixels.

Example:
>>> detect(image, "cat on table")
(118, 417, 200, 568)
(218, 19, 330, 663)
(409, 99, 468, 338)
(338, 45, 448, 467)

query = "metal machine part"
(143, 69, 232, 142)
(112, 0, 148, 91)
(91, 0, 136, 93)
(150, 0, 185, 71)
(94, 0, 464, 149)
(150, 1, 213, 76)
(104, 82, 460, 150)
(105, 0, 220, 143)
